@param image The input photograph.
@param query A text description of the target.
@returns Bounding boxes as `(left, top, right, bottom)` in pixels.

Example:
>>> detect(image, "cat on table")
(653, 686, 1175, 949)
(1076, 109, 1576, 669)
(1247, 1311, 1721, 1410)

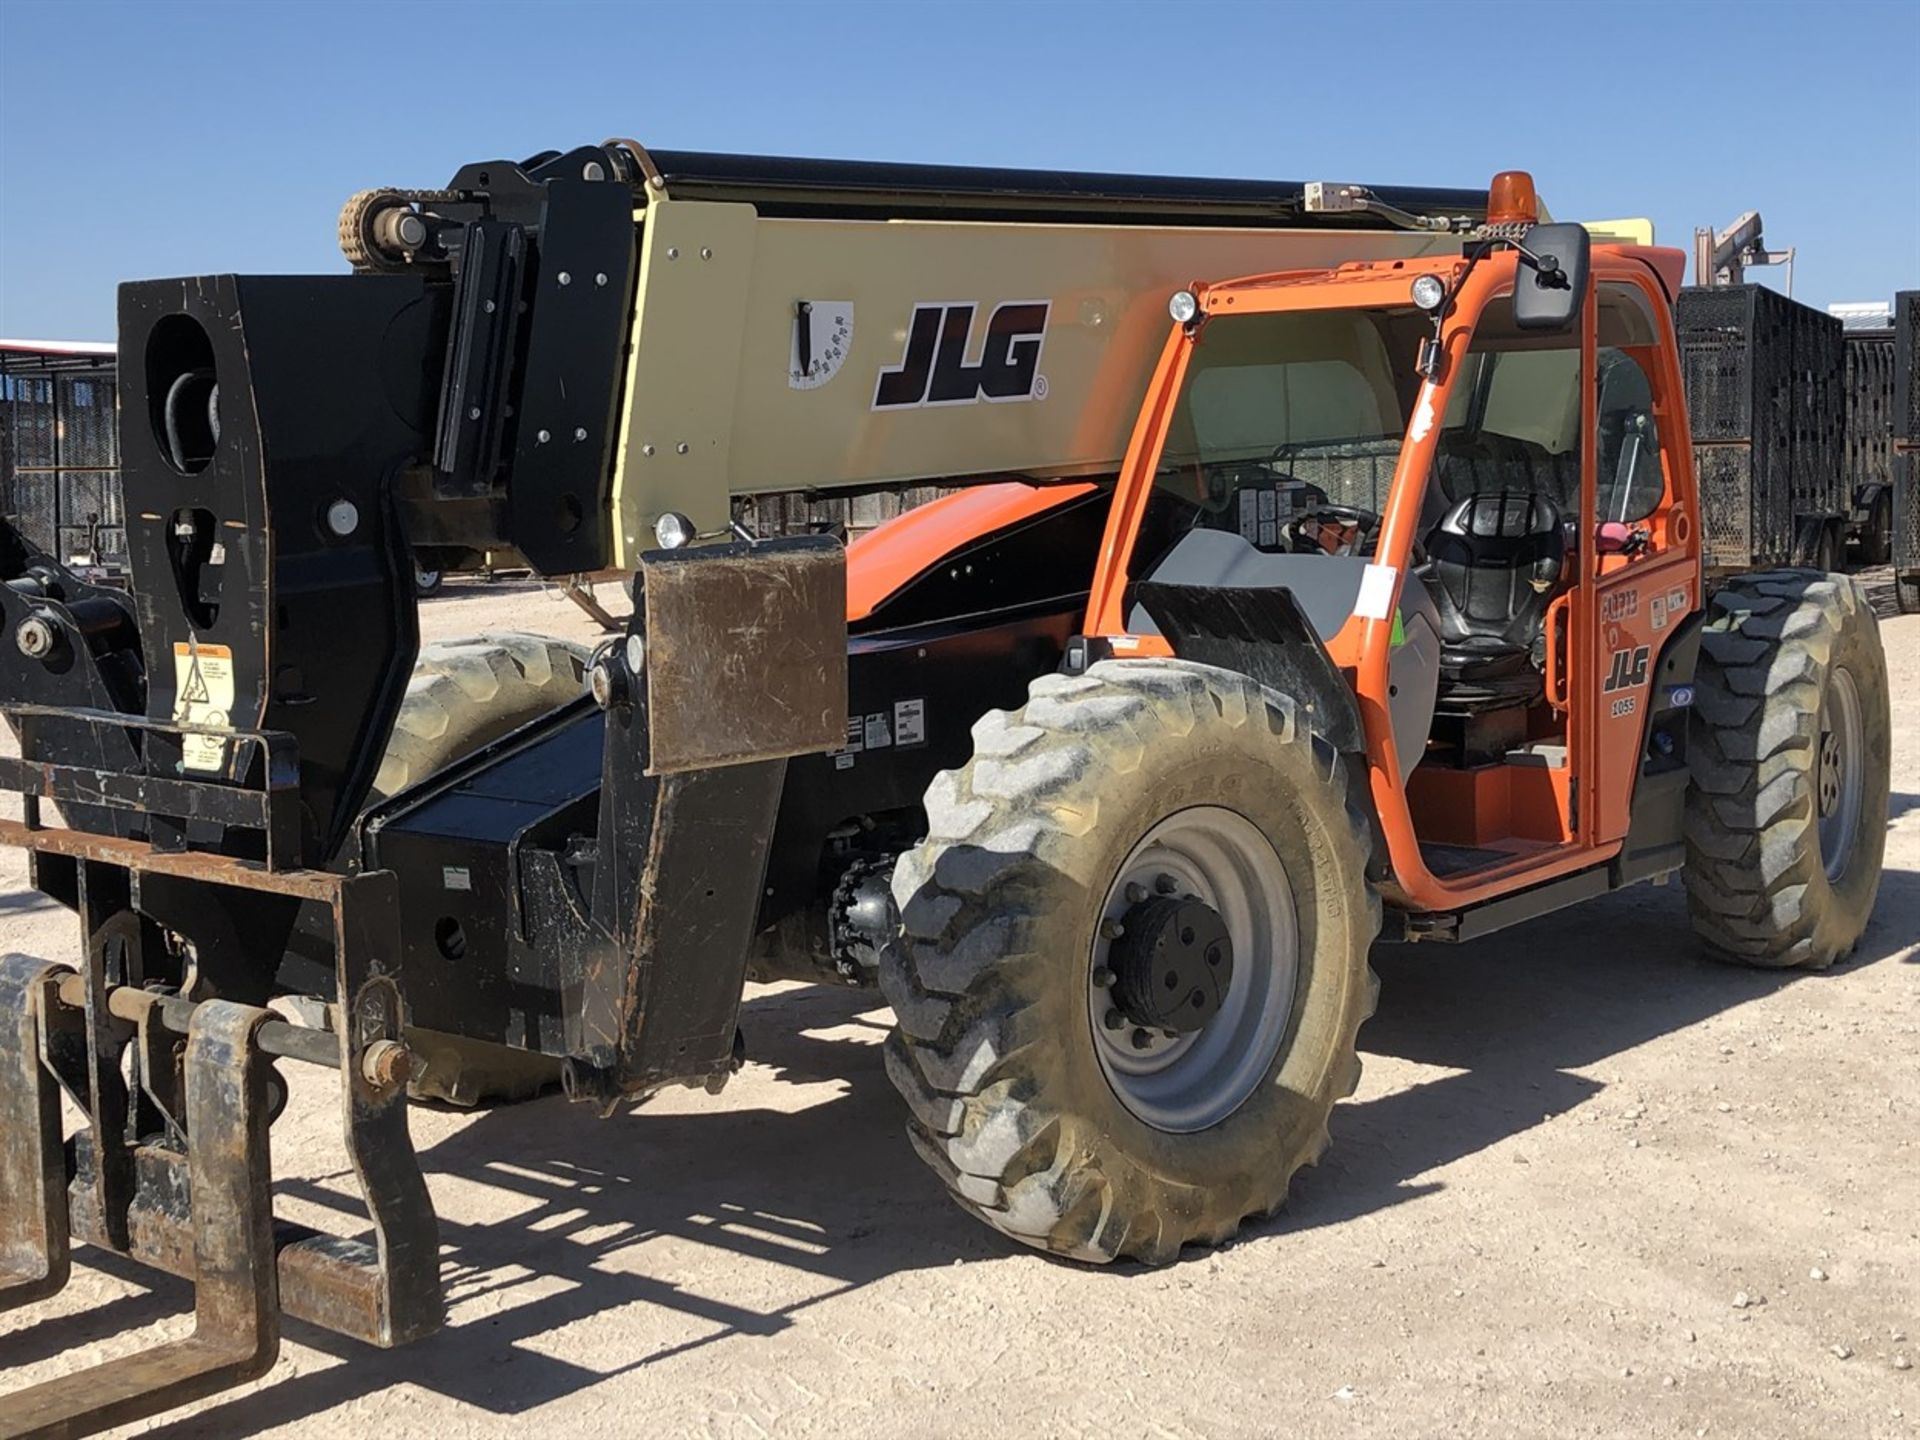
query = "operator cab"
(1118, 248, 1676, 881)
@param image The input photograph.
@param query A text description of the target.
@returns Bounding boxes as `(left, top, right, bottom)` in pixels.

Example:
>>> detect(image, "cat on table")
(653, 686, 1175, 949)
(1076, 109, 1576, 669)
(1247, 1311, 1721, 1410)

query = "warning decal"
(172, 641, 235, 773)
(893, 697, 926, 747)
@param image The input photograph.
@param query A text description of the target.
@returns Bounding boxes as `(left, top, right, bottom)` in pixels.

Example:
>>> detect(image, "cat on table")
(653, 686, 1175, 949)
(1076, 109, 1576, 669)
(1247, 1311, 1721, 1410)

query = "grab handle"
(1544, 592, 1572, 711)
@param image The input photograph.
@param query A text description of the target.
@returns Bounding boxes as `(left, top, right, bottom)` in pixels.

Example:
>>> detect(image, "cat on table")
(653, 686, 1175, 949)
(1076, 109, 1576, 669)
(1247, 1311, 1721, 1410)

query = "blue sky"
(2, 0, 1916, 339)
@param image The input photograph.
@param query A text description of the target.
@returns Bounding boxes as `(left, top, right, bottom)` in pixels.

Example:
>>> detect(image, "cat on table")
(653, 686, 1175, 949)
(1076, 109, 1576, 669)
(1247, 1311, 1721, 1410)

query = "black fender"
(1127, 581, 1382, 878)
(1127, 581, 1365, 757)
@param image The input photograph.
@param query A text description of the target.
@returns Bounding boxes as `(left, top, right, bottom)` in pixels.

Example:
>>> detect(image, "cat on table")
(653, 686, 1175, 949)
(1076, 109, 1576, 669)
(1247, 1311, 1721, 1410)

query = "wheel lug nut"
(1161, 1028, 1180, 1040)
(1154, 873, 1178, 894)
(1091, 965, 1115, 988)
(1130, 1027, 1153, 1050)
(1125, 882, 1148, 904)
(1100, 918, 1125, 940)
(1102, 1008, 1126, 1032)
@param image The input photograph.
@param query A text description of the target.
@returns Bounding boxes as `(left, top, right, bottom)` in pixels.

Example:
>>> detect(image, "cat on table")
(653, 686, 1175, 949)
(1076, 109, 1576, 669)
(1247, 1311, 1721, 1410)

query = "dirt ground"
(1, 572, 1915, 1440)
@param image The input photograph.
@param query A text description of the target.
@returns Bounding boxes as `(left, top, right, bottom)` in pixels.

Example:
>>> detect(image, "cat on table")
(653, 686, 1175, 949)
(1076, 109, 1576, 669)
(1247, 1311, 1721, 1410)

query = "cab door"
(1585, 276, 1700, 845)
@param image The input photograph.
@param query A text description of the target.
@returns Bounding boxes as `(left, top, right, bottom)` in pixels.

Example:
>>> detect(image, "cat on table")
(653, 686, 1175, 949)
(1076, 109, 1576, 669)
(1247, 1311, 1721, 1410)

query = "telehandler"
(0, 144, 1889, 1434)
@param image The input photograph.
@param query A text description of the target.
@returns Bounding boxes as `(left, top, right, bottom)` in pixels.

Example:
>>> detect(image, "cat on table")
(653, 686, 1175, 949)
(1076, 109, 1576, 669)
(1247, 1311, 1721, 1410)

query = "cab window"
(1426, 296, 1582, 519)
(1595, 348, 1666, 523)
(1134, 307, 1426, 569)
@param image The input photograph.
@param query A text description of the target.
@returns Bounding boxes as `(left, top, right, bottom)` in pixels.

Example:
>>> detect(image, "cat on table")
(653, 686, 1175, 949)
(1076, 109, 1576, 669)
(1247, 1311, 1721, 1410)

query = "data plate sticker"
(894, 697, 926, 747)
(863, 711, 893, 749)
(171, 640, 235, 773)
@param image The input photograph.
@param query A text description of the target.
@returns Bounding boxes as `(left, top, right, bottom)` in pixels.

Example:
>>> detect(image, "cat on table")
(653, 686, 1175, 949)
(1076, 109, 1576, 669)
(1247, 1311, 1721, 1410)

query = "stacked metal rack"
(1676, 285, 1847, 574)
(0, 340, 123, 575)
(1894, 291, 1920, 611)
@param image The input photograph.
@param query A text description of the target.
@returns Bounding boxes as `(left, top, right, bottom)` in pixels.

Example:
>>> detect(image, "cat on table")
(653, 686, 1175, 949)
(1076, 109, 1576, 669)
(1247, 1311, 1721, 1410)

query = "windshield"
(1136, 308, 1428, 566)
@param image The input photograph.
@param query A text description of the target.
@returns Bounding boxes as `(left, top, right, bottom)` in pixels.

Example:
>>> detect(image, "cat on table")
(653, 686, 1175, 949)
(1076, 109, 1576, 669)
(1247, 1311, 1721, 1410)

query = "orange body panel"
(844, 480, 1095, 622)
(1083, 243, 1699, 916)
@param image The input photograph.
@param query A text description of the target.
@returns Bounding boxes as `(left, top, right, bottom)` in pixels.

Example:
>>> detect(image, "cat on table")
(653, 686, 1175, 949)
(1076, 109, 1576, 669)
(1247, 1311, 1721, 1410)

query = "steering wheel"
(1284, 503, 1434, 566)
(1285, 503, 1381, 556)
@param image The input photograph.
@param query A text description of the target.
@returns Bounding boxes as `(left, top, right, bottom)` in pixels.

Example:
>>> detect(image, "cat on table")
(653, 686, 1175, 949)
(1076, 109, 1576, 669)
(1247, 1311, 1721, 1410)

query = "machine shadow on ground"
(5, 848, 1916, 1433)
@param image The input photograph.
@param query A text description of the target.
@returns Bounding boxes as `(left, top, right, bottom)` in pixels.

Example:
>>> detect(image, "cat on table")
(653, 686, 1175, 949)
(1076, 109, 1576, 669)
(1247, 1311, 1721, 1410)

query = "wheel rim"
(1816, 665, 1864, 882)
(1089, 806, 1299, 1133)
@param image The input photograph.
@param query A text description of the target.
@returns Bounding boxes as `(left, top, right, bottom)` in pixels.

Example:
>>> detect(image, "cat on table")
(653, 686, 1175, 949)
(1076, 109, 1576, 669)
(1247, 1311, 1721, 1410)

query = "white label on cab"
(1355, 564, 1399, 621)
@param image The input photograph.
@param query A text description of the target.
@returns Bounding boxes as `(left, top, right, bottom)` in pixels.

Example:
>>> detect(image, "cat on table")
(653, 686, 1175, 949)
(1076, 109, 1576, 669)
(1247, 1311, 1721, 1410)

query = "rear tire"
(1896, 572, 1920, 615)
(370, 633, 588, 1105)
(882, 660, 1379, 1264)
(1684, 572, 1889, 969)
(1814, 524, 1839, 576)
(1858, 492, 1892, 569)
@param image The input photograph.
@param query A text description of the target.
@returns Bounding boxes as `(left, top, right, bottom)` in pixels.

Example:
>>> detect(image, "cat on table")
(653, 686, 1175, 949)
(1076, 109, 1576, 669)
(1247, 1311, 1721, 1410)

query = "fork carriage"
(0, 712, 439, 1435)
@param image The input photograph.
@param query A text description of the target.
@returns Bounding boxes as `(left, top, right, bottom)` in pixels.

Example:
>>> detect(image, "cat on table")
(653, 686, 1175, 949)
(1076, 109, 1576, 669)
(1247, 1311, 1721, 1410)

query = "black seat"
(1424, 489, 1565, 712)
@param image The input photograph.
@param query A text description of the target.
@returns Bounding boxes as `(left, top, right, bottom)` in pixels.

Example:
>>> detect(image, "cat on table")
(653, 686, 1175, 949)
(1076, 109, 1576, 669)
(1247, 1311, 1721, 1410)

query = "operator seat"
(1423, 489, 1565, 712)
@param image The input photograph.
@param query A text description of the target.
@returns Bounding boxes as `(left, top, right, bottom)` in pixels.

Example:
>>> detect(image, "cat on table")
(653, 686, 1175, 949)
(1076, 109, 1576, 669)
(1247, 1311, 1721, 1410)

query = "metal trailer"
(1834, 302, 1897, 567)
(0, 340, 123, 578)
(1675, 283, 1849, 574)
(0, 144, 1501, 1433)
(1894, 291, 1920, 611)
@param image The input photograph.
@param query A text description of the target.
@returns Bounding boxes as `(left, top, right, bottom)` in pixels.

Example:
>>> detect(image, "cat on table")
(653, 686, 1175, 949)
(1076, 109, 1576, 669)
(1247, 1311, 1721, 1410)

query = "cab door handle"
(1544, 592, 1572, 712)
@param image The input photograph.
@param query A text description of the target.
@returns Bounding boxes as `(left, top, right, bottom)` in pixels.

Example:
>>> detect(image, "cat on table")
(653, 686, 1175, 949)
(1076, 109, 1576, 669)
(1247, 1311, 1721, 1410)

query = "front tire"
(1684, 572, 1890, 968)
(882, 660, 1379, 1264)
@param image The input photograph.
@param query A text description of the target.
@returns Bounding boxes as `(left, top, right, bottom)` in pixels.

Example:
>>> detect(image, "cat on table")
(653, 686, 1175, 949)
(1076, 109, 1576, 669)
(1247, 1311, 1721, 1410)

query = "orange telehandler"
(0, 147, 1888, 1432)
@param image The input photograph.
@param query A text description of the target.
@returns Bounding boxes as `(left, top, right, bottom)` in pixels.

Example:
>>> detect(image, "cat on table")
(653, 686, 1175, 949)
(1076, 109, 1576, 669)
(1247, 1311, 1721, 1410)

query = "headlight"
(654, 511, 695, 549)
(1168, 289, 1201, 324)
(1410, 274, 1447, 312)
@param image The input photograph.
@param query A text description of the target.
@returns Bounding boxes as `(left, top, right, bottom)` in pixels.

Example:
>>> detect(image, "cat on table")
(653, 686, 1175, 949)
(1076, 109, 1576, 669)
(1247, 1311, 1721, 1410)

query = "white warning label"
(863, 711, 893, 749)
(172, 641, 235, 774)
(894, 697, 926, 747)
(1354, 564, 1399, 621)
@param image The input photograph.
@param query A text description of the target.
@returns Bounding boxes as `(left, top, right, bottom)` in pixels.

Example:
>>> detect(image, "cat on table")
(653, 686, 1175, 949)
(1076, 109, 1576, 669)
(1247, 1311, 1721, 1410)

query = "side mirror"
(1512, 222, 1591, 332)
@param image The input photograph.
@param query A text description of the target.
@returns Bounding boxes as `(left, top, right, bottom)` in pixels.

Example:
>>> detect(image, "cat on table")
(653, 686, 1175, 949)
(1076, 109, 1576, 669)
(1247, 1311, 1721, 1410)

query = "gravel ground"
(1, 572, 1915, 1439)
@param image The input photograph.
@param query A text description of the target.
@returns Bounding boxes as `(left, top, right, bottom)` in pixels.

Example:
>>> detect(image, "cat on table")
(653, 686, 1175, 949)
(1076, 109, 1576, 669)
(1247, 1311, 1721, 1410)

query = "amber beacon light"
(1486, 170, 1539, 226)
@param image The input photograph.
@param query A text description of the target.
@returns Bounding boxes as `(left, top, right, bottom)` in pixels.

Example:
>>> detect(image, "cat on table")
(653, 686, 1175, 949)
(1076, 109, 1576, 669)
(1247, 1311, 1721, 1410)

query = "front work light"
(654, 511, 696, 549)
(1169, 290, 1201, 325)
(1410, 274, 1447, 312)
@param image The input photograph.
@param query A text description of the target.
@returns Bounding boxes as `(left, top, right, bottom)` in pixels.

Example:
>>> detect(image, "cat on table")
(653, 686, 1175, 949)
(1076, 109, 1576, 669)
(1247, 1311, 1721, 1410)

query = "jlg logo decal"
(1604, 645, 1650, 694)
(873, 301, 1050, 410)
